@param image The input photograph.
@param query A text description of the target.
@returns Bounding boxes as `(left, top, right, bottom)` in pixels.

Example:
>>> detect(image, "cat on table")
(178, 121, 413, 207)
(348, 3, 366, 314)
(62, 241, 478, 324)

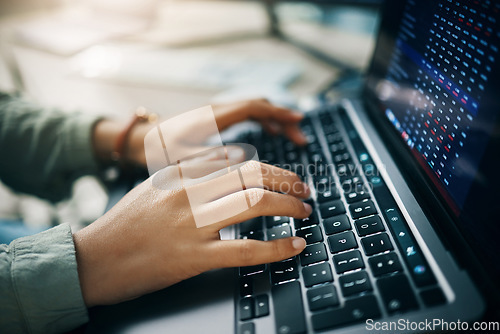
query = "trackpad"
(87, 268, 235, 334)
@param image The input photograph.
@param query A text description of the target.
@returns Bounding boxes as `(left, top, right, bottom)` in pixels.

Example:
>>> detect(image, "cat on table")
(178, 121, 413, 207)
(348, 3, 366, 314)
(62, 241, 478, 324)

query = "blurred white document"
(13, 0, 158, 55)
(71, 46, 302, 90)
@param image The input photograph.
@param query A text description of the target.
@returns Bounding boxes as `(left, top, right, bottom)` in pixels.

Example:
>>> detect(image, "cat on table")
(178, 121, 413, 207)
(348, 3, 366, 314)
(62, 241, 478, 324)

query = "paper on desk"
(70, 46, 302, 90)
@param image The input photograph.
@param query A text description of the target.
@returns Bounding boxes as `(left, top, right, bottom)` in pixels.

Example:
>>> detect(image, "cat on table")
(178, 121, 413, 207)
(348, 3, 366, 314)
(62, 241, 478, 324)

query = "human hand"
(73, 161, 311, 307)
(123, 99, 306, 168)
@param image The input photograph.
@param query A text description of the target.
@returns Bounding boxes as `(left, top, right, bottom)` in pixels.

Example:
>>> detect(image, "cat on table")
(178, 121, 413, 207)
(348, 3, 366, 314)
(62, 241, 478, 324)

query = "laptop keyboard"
(235, 106, 447, 333)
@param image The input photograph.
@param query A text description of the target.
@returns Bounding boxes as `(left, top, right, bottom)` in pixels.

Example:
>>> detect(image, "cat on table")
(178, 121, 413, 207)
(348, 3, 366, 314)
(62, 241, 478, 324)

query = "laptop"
(88, 0, 499, 332)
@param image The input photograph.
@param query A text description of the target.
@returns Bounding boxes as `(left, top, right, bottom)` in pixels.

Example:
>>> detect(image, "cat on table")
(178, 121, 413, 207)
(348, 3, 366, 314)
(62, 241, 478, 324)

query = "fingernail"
(292, 237, 306, 250)
(303, 202, 312, 214)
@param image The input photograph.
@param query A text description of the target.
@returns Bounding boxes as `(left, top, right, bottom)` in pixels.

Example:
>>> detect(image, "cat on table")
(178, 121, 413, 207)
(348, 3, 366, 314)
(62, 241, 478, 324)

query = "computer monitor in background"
(264, 0, 383, 74)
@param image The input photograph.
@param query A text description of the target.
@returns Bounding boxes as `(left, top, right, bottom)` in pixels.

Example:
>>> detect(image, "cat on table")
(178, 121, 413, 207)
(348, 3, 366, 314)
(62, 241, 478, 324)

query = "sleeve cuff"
(11, 224, 89, 333)
(63, 113, 104, 173)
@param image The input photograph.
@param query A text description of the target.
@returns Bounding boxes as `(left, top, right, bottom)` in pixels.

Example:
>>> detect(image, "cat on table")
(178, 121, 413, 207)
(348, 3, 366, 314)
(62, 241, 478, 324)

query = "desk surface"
(0, 0, 376, 119)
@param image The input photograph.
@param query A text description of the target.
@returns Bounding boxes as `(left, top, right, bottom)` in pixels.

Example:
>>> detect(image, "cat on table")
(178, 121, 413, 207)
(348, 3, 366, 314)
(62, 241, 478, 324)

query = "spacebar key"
(271, 281, 307, 334)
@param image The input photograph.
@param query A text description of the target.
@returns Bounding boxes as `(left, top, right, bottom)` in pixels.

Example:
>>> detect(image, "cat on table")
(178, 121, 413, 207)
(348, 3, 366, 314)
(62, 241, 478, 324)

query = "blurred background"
(0, 0, 381, 235)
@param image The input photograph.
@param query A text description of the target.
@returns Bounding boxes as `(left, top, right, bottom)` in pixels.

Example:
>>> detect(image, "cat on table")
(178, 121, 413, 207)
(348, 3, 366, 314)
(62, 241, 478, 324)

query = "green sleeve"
(0, 224, 89, 333)
(0, 92, 103, 201)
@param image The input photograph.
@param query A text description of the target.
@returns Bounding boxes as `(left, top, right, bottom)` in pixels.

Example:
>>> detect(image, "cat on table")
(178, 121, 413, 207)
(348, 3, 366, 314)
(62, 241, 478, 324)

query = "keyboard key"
(320, 200, 346, 218)
(316, 187, 341, 203)
(330, 141, 346, 153)
(307, 284, 339, 311)
(420, 287, 447, 307)
(240, 265, 265, 276)
(240, 230, 264, 241)
(294, 212, 318, 230)
(295, 225, 323, 244)
(254, 294, 270, 318)
(339, 271, 372, 297)
(377, 274, 419, 314)
(240, 297, 254, 320)
(239, 322, 254, 334)
(369, 252, 402, 277)
(323, 215, 351, 235)
(336, 162, 358, 178)
(340, 176, 363, 192)
(240, 277, 253, 297)
(267, 225, 292, 241)
(302, 262, 333, 287)
(300, 243, 328, 266)
(270, 259, 298, 284)
(328, 231, 357, 253)
(325, 132, 342, 143)
(271, 281, 307, 334)
(311, 295, 381, 331)
(361, 233, 393, 256)
(333, 250, 364, 274)
(381, 207, 437, 287)
(239, 217, 263, 233)
(350, 199, 377, 219)
(266, 216, 290, 228)
(354, 215, 384, 236)
(345, 189, 370, 203)
(333, 152, 351, 164)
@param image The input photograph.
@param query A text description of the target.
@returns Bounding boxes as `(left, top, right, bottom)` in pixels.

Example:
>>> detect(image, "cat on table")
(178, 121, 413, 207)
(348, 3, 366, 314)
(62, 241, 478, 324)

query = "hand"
(112, 99, 306, 168)
(73, 161, 311, 306)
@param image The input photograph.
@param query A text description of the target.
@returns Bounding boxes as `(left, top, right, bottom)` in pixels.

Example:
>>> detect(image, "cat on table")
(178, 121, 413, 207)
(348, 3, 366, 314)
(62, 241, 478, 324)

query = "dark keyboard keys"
(295, 225, 323, 244)
(240, 230, 264, 241)
(271, 281, 307, 334)
(328, 231, 357, 253)
(270, 259, 298, 284)
(266, 216, 290, 228)
(239, 322, 254, 334)
(345, 189, 370, 203)
(354, 215, 384, 236)
(240, 277, 253, 297)
(311, 295, 381, 331)
(333, 250, 364, 274)
(302, 262, 333, 287)
(382, 208, 437, 287)
(239, 217, 263, 233)
(377, 274, 419, 314)
(317, 188, 341, 203)
(267, 225, 292, 241)
(294, 212, 318, 230)
(240, 297, 254, 321)
(307, 284, 339, 311)
(361, 233, 393, 256)
(300, 243, 328, 266)
(240, 265, 265, 276)
(350, 199, 377, 219)
(369, 252, 402, 277)
(254, 294, 270, 318)
(339, 271, 372, 297)
(320, 200, 346, 218)
(323, 215, 351, 235)
(420, 287, 447, 307)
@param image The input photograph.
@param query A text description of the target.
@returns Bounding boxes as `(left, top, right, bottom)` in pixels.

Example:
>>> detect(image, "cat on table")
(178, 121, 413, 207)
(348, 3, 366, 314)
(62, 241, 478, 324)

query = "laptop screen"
(365, 0, 500, 281)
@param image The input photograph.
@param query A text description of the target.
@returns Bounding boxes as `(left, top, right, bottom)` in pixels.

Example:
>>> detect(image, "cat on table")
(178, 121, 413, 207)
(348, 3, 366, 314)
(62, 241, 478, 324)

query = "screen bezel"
(361, 0, 500, 295)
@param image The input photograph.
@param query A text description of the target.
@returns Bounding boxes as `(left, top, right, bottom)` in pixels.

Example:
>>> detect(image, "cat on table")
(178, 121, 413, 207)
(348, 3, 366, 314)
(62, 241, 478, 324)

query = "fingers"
(186, 161, 310, 202)
(249, 102, 307, 146)
(206, 188, 312, 231)
(207, 238, 306, 269)
(214, 99, 307, 145)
